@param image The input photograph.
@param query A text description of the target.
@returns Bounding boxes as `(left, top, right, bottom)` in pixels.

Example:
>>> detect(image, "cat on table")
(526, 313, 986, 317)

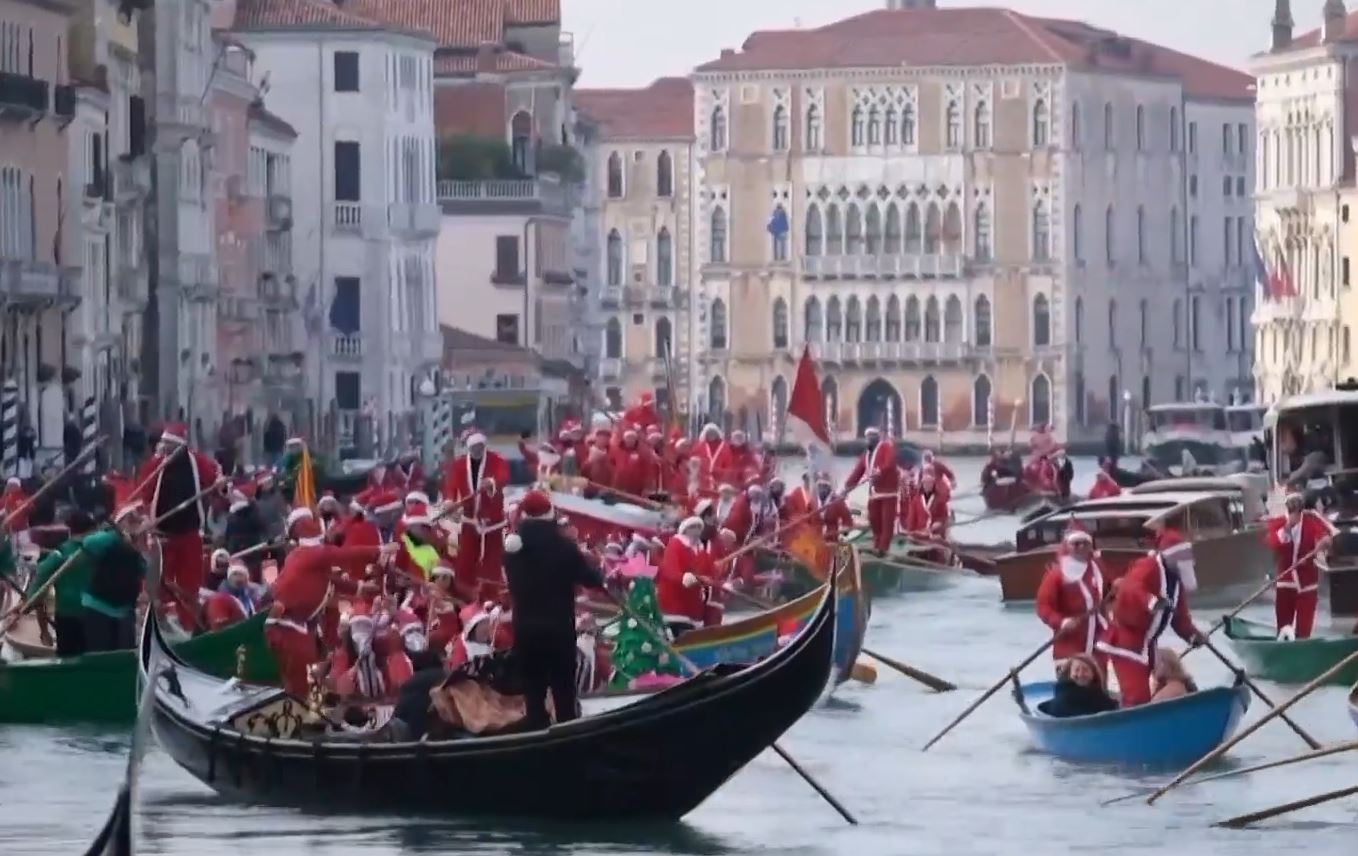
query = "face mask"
(404, 630, 428, 653)
(350, 627, 373, 651)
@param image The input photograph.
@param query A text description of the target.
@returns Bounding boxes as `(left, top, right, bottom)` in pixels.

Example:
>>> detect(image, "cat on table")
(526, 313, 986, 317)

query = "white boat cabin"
(1262, 386, 1358, 513)
(1140, 403, 1237, 475)
(1015, 491, 1248, 553)
(1129, 475, 1269, 521)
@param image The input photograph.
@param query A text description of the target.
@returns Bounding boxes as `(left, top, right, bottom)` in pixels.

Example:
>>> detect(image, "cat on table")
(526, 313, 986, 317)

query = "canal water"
(1, 458, 1353, 854)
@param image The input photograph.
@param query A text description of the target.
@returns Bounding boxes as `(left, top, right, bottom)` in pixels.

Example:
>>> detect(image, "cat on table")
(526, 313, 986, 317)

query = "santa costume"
(1035, 528, 1110, 674)
(843, 426, 899, 553)
(441, 427, 511, 602)
(656, 517, 715, 637)
(1088, 470, 1122, 500)
(1265, 494, 1335, 640)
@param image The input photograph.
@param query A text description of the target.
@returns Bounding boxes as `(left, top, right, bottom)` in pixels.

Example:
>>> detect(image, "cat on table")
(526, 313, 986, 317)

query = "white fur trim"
(1063, 530, 1092, 545)
(297, 537, 324, 547)
(694, 498, 714, 516)
(229, 500, 250, 514)
(682, 572, 699, 588)
(5, 477, 19, 488)
(375, 500, 403, 514)
(210, 548, 230, 564)
(286, 507, 313, 528)
(465, 432, 487, 447)
(504, 533, 524, 554)
(403, 515, 432, 527)
(679, 516, 704, 534)
(431, 564, 455, 578)
(406, 491, 430, 506)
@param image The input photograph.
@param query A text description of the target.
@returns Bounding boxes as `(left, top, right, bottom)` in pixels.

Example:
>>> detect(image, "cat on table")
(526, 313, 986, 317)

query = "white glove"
(1278, 527, 1291, 544)
(482, 477, 497, 494)
(1058, 616, 1081, 633)
(682, 572, 699, 588)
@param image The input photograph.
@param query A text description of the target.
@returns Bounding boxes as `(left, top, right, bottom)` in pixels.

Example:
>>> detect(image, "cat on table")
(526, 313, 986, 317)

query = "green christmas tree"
(608, 577, 684, 690)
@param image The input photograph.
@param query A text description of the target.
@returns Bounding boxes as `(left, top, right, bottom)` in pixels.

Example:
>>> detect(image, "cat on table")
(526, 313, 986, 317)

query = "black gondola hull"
(144, 584, 836, 821)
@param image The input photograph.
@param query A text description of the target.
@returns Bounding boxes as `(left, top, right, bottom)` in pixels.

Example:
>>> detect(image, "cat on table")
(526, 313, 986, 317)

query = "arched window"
(884, 203, 902, 254)
(1139, 298, 1149, 346)
(851, 105, 865, 146)
(974, 203, 992, 261)
(1169, 206, 1181, 263)
(1072, 203, 1084, 262)
(826, 296, 843, 342)
(865, 296, 882, 342)
(805, 104, 822, 151)
(1103, 102, 1115, 149)
(942, 202, 962, 255)
(974, 100, 992, 149)
(1033, 293, 1051, 347)
(1032, 200, 1050, 261)
(708, 376, 726, 420)
(1071, 100, 1082, 148)
(924, 296, 941, 343)
(511, 111, 532, 173)
(606, 151, 624, 198)
(904, 296, 921, 342)
(1136, 205, 1147, 263)
(1105, 205, 1116, 264)
(1074, 371, 1086, 425)
(973, 375, 992, 427)
(1172, 298, 1182, 348)
(1169, 107, 1179, 151)
(710, 206, 727, 263)
(1107, 299, 1119, 347)
(656, 150, 673, 197)
(606, 229, 623, 286)
(1032, 98, 1049, 147)
(885, 295, 902, 341)
(654, 317, 672, 358)
(846, 204, 864, 255)
(1074, 296, 1084, 344)
(867, 106, 882, 145)
(904, 202, 922, 253)
(845, 296, 863, 342)
(710, 106, 727, 151)
(1135, 104, 1145, 150)
(604, 317, 622, 358)
(709, 298, 728, 350)
(974, 295, 992, 347)
(805, 205, 823, 257)
(826, 204, 843, 255)
(920, 375, 940, 427)
(772, 104, 789, 151)
(770, 376, 789, 439)
(924, 202, 942, 253)
(804, 297, 823, 342)
(1030, 374, 1052, 427)
(823, 377, 839, 434)
(901, 103, 916, 145)
(865, 205, 882, 255)
(771, 297, 789, 349)
(943, 295, 963, 343)
(885, 106, 899, 145)
(771, 204, 789, 261)
(656, 227, 673, 286)
(945, 101, 961, 148)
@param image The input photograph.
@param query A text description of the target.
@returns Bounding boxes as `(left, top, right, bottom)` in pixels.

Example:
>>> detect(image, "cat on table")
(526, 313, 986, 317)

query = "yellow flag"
(787, 526, 831, 583)
(295, 445, 317, 510)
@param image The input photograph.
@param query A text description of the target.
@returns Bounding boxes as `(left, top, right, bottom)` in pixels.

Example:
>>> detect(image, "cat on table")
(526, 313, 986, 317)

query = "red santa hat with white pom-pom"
(505, 490, 554, 554)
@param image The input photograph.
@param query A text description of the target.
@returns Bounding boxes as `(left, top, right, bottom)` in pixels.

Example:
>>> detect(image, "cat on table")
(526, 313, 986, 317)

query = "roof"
(434, 49, 556, 76)
(1130, 478, 1249, 495)
(1266, 389, 1358, 421)
(575, 78, 695, 141)
(1148, 402, 1227, 412)
(440, 325, 533, 355)
(696, 7, 1252, 101)
(248, 100, 297, 137)
(1281, 11, 1358, 54)
(338, 0, 501, 48)
(434, 82, 508, 136)
(233, 0, 387, 32)
(505, 0, 559, 26)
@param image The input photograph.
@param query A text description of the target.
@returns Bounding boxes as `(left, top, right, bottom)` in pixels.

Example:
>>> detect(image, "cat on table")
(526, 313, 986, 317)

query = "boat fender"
(1277, 624, 1296, 642)
(504, 533, 523, 554)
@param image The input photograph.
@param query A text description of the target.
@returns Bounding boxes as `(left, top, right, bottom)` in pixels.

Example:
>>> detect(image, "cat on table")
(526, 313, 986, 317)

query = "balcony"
(331, 201, 363, 234)
(177, 254, 217, 301)
(116, 266, 147, 308)
(599, 285, 622, 306)
(53, 84, 74, 120)
(258, 274, 297, 307)
(0, 71, 48, 120)
(598, 357, 622, 380)
(387, 202, 440, 237)
(0, 260, 77, 303)
(814, 339, 969, 366)
(331, 334, 364, 360)
(435, 178, 570, 215)
(266, 194, 293, 231)
(156, 94, 207, 129)
(648, 358, 669, 380)
(648, 286, 676, 307)
(113, 156, 150, 202)
(802, 253, 966, 280)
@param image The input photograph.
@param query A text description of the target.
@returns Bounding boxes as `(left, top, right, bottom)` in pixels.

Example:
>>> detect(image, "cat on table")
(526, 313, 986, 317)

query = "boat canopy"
(1262, 390, 1358, 487)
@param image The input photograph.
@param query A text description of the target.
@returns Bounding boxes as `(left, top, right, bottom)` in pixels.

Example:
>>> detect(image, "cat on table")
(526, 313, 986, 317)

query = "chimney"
(1324, 0, 1348, 43)
(476, 41, 497, 73)
(1272, 0, 1294, 51)
(886, 0, 937, 8)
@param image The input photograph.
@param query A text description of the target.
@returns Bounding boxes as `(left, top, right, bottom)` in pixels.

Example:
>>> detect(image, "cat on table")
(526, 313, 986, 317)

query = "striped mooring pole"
(81, 395, 98, 473)
(1, 380, 18, 479)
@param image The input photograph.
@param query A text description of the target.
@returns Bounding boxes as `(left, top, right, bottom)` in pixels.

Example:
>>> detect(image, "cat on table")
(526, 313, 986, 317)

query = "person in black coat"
(223, 497, 268, 578)
(503, 489, 605, 730)
(1037, 654, 1117, 718)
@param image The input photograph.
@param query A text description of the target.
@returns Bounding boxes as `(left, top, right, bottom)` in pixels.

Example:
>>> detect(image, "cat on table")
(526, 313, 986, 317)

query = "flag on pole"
(1251, 236, 1272, 300)
(294, 444, 317, 509)
(786, 346, 832, 474)
(1272, 245, 1296, 297)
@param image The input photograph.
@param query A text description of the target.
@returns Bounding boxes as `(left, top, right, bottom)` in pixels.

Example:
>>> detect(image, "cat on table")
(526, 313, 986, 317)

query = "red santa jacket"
(609, 439, 658, 497)
(844, 438, 900, 498)
(901, 488, 950, 539)
(1265, 511, 1334, 592)
(1035, 555, 1110, 661)
(1088, 471, 1122, 500)
(725, 493, 776, 546)
(693, 438, 725, 491)
(711, 443, 757, 488)
(656, 533, 713, 624)
(270, 545, 381, 627)
(1097, 551, 1197, 666)
(133, 447, 221, 534)
(204, 589, 258, 631)
(784, 486, 854, 541)
(2, 483, 29, 531)
(442, 452, 510, 535)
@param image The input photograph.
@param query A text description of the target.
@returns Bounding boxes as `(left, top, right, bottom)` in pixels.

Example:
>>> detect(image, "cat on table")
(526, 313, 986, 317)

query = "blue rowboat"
(1014, 679, 1250, 768)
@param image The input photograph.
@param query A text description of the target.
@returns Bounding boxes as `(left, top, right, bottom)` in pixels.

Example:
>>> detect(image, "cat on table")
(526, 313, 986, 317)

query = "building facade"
(576, 77, 696, 412)
(1251, 1, 1358, 403)
(689, 6, 1254, 447)
(232, 0, 441, 456)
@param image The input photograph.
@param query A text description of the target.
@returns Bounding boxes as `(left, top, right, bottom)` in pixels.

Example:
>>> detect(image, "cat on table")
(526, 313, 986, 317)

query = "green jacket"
(79, 529, 148, 618)
(0, 539, 16, 586)
(27, 538, 94, 617)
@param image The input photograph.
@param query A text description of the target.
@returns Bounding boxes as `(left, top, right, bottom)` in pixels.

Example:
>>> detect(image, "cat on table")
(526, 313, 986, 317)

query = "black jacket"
(1037, 678, 1118, 719)
(224, 504, 266, 557)
(504, 519, 603, 638)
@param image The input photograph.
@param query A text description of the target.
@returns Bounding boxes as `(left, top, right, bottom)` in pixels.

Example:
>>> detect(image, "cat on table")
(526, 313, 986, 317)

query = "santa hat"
(864, 425, 881, 435)
(210, 548, 230, 566)
(112, 501, 144, 525)
(285, 506, 313, 530)
(289, 515, 323, 546)
(678, 515, 704, 534)
(318, 491, 339, 508)
(701, 422, 721, 436)
(405, 491, 430, 507)
(744, 476, 765, 493)
(645, 424, 663, 439)
(1062, 522, 1093, 546)
(718, 482, 736, 494)
(226, 560, 250, 579)
(462, 427, 487, 447)
(730, 429, 747, 443)
(519, 489, 553, 520)
(373, 490, 402, 515)
(4, 477, 19, 489)
(674, 437, 692, 452)
(622, 425, 639, 439)
(431, 563, 455, 579)
(159, 422, 188, 446)
(693, 497, 715, 516)
(286, 436, 305, 447)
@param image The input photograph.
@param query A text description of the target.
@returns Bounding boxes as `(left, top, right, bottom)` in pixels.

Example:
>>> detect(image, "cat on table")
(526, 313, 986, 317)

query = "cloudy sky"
(563, 0, 1326, 87)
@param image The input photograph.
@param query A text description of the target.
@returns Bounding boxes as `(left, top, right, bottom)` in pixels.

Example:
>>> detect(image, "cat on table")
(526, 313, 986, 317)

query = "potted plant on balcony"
(536, 143, 585, 184)
(436, 134, 524, 181)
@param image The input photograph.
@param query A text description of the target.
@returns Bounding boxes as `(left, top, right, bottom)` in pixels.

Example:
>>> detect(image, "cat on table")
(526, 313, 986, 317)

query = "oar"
(716, 505, 837, 570)
(1102, 739, 1358, 807)
(229, 539, 287, 561)
(0, 435, 107, 531)
(582, 479, 670, 510)
(922, 637, 1055, 751)
(1196, 635, 1321, 749)
(720, 582, 956, 693)
(1213, 782, 1358, 829)
(1145, 646, 1358, 804)
(1183, 545, 1323, 656)
(603, 586, 858, 825)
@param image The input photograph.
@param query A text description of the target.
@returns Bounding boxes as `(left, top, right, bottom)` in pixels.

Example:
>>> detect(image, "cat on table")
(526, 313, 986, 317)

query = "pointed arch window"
(1136, 104, 1146, 151)
(904, 203, 922, 254)
(1033, 293, 1051, 347)
(1169, 106, 1180, 151)
(805, 104, 822, 151)
(804, 297, 823, 342)
(885, 295, 902, 342)
(1074, 371, 1086, 425)
(924, 296, 941, 343)
(656, 227, 673, 287)
(1032, 98, 1049, 147)
(772, 104, 789, 151)
(1103, 102, 1115, 149)
(885, 106, 899, 145)
(920, 376, 940, 428)
(1071, 100, 1082, 149)
(866, 296, 882, 342)
(771, 204, 789, 261)
(604, 317, 622, 358)
(846, 204, 864, 255)
(924, 203, 942, 254)
(904, 296, 921, 342)
(973, 375, 992, 427)
(1073, 203, 1084, 263)
(974, 100, 991, 149)
(944, 296, 963, 344)
(845, 296, 863, 342)
(901, 103, 917, 146)
(1105, 205, 1116, 264)
(884, 203, 902, 254)
(709, 206, 727, 263)
(708, 376, 726, 420)
(826, 204, 843, 255)
(945, 101, 961, 148)
(710, 106, 727, 151)
(974, 203, 992, 261)
(974, 295, 992, 347)
(606, 151, 624, 198)
(865, 205, 882, 255)
(772, 298, 789, 349)
(654, 317, 672, 358)
(1032, 200, 1051, 262)
(867, 106, 882, 145)
(851, 105, 865, 147)
(826, 296, 843, 342)
(656, 150, 673, 197)
(805, 205, 823, 257)
(1136, 205, 1147, 263)
(606, 229, 623, 286)
(1074, 296, 1084, 345)
(1170, 206, 1181, 263)
(1030, 374, 1052, 427)
(709, 298, 727, 350)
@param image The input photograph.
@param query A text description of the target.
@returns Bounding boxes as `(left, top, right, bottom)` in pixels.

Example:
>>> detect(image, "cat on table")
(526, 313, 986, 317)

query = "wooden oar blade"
(1213, 783, 1358, 829)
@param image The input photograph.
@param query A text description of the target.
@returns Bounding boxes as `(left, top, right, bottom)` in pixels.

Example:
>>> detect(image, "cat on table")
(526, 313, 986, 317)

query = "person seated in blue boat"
(1037, 653, 1117, 718)
(1150, 647, 1197, 702)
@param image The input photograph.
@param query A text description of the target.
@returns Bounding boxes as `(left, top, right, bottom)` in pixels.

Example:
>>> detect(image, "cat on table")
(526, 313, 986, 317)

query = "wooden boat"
(673, 546, 868, 687)
(1222, 616, 1358, 686)
(1014, 678, 1250, 767)
(1349, 684, 1358, 734)
(982, 475, 1042, 513)
(140, 578, 836, 821)
(547, 488, 669, 544)
(994, 491, 1272, 603)
(0, 612, 277, 725)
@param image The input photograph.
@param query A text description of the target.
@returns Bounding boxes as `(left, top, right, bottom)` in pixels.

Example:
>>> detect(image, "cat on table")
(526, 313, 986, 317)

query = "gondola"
(1222, 615, 1358, 686)
(1013, 676, 1250, 768)
(140, 574, 836, 821)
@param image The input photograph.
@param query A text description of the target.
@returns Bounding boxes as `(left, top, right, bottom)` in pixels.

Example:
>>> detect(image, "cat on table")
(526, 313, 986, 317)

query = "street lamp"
(1122, 389, 1134, 455)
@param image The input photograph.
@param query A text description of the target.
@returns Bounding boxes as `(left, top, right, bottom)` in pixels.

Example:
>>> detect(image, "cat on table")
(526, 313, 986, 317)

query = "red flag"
(786, 346, 832, 472)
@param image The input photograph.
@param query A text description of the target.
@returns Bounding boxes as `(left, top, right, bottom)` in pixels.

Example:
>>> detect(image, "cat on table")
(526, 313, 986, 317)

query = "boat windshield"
(1024, 512, 1154, 550)
(1272, 406, 1338, 483)
(1146, 439, 1232, 470)
(1226, 407, 1265, 433)
(1148, 407, 1227, 432)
